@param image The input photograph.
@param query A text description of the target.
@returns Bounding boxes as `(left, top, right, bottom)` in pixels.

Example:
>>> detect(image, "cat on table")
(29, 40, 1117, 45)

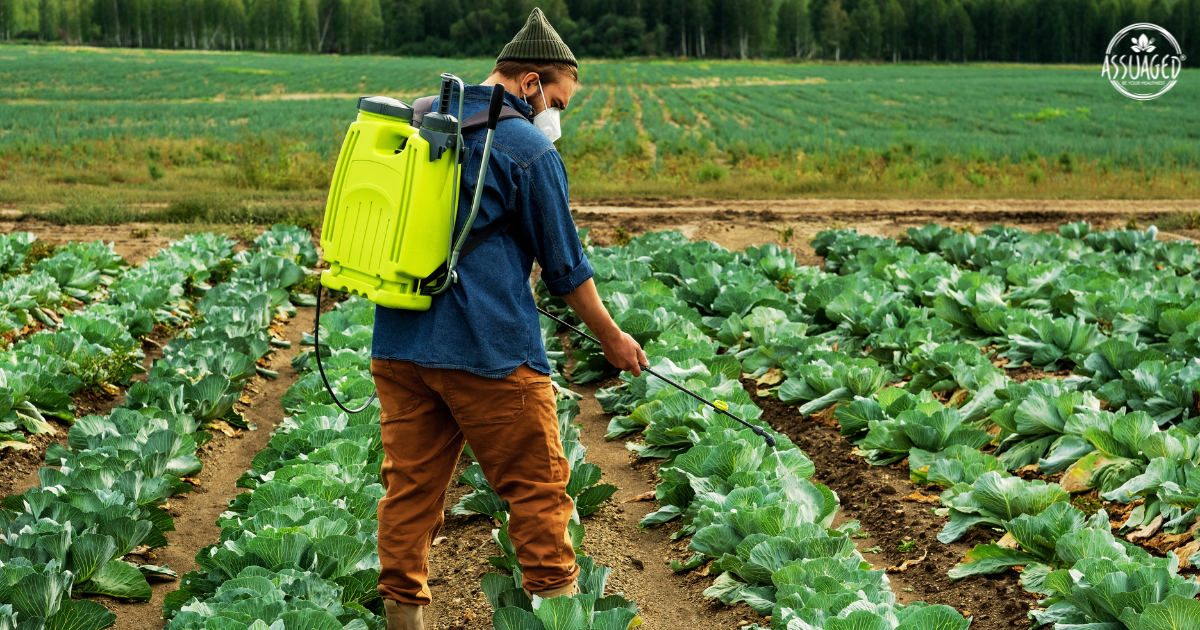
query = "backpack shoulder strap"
(411, 95, 437, 128)
(418, 216, 513, 295)
(461, 106, 527, 132)
(414, 100, 525, 131)
(415, 105, 531, 295)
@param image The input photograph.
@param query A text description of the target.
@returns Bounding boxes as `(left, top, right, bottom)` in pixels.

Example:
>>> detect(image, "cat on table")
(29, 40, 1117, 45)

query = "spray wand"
(536, 307, 776, 449)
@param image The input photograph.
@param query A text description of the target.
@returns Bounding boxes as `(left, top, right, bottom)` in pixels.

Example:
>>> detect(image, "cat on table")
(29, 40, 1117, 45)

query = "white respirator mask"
(526, 80, 562, 143)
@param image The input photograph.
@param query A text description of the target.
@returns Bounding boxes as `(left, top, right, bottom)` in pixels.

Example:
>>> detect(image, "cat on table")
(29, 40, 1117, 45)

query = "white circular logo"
(1102, 23, 1185, 100)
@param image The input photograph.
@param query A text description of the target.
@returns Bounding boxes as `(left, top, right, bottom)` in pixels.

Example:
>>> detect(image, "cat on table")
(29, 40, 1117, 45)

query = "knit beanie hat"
(497, 8, 577, 67)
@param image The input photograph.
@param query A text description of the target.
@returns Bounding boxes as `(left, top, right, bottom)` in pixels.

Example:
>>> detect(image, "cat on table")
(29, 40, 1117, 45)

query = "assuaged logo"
(1102, 23, 1185, 100)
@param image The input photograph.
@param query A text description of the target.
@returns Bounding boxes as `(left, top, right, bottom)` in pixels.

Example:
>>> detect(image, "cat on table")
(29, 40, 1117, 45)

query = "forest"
(1, 0, 1197, 63)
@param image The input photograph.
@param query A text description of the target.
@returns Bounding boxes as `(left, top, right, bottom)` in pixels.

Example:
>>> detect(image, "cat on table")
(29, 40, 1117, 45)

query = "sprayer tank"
(319, 97, 460, 311)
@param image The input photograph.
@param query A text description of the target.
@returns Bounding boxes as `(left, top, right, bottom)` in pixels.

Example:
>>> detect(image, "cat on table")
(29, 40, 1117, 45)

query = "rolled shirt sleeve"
(520, 148, 594, 296)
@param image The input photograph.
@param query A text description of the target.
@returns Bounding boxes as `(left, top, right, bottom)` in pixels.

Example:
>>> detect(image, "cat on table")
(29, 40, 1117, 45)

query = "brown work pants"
(372, 359, 578, 605)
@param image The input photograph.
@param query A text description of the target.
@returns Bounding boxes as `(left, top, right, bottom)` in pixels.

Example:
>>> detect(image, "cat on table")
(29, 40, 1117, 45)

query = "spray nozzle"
(535, 307, 779, 451)
(752, 425, 777, 449)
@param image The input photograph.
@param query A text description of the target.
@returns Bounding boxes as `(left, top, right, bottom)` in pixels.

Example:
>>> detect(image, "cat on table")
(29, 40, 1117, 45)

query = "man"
(370, 8, 647, 630)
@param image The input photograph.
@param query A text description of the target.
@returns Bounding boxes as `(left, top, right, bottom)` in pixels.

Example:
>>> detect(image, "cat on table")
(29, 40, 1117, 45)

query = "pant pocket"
(372, 361, 422, 421)
(444, 370, 525, 423)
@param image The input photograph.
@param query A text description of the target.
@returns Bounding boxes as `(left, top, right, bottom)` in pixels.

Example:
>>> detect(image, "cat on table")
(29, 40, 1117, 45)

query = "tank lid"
(357, 95, 413, 121)
(421, 112, 458, 134)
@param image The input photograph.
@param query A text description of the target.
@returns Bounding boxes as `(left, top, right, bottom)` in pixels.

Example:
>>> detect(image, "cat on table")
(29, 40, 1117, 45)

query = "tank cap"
(421, 112, 459, 133)
(357, 95, 413, 121)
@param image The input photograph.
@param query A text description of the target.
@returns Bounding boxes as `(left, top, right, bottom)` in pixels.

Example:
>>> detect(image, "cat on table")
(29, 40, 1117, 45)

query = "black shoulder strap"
(411, 95, 437, 128)
(461, 105, 526, 132)
(414, 99, 525, 132)
(419, 216, 514, 295)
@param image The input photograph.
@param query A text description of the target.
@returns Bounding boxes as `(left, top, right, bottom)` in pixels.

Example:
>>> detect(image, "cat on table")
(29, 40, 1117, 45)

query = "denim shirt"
(371, 85, 594, 378)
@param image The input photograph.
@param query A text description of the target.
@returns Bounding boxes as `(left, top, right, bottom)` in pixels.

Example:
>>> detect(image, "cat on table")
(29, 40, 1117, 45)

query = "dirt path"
(572, 384, 750, 629)
(97, 307, 314, 628)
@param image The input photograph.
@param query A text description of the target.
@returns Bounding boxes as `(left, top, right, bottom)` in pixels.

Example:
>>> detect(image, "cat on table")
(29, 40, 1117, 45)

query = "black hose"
(535, 307, 776, 448)
(309, 289, 774, 447)
(313, 284, 378, 414)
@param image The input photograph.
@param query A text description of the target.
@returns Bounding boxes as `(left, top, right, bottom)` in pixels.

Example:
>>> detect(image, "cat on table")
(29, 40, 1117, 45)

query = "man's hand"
(598, 329, 648, 377)
(561, 278, 648, 376)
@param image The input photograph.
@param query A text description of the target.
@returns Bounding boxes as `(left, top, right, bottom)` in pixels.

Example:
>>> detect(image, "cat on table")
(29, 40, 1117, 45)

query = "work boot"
(383, 599, 424, 630)
(524, 580, 580, 600)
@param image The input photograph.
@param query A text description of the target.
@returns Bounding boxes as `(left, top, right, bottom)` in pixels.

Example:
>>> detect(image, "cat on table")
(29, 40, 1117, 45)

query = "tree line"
(2, 0, 1197, 62)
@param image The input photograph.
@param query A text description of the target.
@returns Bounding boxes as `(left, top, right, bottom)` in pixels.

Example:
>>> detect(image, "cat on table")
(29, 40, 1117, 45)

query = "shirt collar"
(461, 84, 535, 120)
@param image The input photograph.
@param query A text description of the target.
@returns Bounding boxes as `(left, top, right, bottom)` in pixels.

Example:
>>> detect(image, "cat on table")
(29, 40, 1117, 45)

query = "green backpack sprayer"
(311, 75, 774, 448)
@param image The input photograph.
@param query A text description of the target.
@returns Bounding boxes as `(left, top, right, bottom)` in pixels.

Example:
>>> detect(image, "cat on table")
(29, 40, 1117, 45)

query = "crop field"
(3, 45, 1200, 223)
(3, 40, 1200, 630)
(1, 212, 1198, 630)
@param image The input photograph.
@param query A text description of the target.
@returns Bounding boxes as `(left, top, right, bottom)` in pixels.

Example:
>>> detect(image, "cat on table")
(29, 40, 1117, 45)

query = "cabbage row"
(0, 225, 317, 630)
(161, 292, 387, 630)
(667, 221, 1199, 628)
(799, 224, 1200, 628)
(538, 231, 970, 629)
(0, 239, 142, 447)
(0, 238, 128, 344)
(0, 231, 236, 449)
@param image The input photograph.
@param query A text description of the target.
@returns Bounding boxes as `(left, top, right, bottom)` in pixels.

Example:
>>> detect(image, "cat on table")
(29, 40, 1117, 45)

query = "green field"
(2, 45, 1199, 221)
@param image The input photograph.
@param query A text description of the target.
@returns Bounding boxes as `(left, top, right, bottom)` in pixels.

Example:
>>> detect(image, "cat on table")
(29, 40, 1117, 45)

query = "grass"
(2, 45, 1200, 211)
(1154, 211, 1200, 231)
(29, 197, 324, 231)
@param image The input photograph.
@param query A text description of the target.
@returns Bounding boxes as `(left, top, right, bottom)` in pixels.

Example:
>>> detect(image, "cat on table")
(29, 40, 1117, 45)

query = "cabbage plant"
(777, 358, 892, 416)
(1034, 557, 1200, 629)
(936, 471, 1069, 543)
(0, 232, 36, 278)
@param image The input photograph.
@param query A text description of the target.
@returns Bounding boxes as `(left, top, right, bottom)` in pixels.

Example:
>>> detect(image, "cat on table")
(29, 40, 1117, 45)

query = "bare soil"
(0, 429, 69, 497)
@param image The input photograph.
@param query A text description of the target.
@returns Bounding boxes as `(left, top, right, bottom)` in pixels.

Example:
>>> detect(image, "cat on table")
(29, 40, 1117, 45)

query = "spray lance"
(317, 293, 778, 449)
(534, 308, 776, 449)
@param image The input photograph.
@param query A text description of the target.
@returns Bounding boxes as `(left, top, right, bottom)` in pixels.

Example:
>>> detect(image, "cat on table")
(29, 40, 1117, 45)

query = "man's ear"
(521, 72, 541, 96)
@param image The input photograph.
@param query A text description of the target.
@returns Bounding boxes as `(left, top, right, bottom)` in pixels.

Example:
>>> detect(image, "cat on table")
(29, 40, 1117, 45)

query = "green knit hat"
(497, 8, 577, 67)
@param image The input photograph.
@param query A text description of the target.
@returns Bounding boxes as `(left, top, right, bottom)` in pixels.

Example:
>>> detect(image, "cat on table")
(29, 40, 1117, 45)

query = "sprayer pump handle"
(487, 85, 505, 130)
